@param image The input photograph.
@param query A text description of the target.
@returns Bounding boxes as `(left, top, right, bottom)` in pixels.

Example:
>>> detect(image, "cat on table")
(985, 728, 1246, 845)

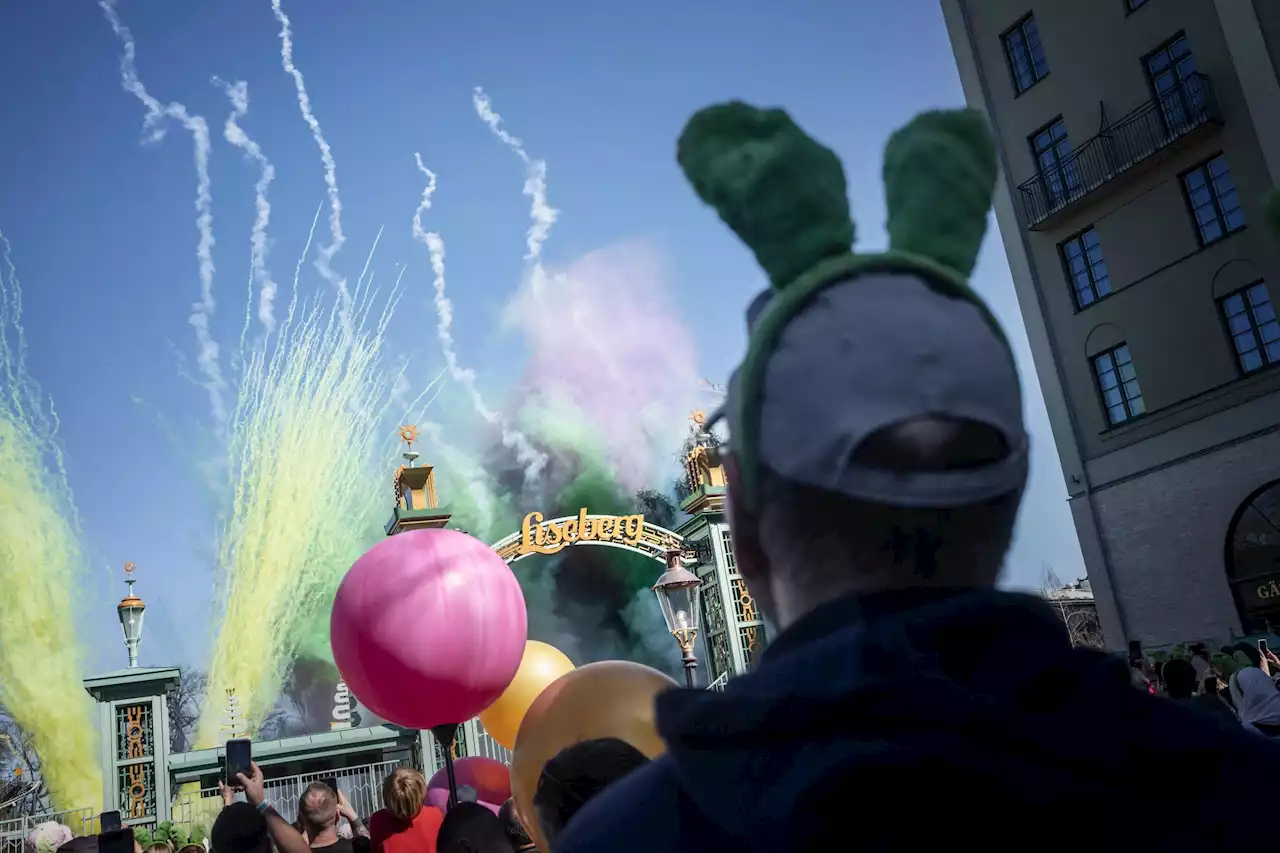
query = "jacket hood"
(652, 589, 1251, 847)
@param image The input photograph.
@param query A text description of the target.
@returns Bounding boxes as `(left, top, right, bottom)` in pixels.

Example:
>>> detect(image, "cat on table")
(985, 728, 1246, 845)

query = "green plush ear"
(1264, 187, 1280, 237)
(677, 101, 854, 289)
(883, 109, 997, 278)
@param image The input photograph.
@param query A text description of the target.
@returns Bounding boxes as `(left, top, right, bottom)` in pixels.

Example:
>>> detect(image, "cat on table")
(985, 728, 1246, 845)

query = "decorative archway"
(491, 509, 685, 564)
(1225, 479, 1280, 634)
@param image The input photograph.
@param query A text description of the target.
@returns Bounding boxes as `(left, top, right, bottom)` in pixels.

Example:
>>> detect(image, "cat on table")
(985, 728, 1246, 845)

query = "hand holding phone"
(1260, 638, 1270, 654)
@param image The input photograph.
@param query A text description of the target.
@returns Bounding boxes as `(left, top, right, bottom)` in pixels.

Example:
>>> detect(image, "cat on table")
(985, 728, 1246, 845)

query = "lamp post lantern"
(117, 561, 146, 668)
(654, 549, 702, 688)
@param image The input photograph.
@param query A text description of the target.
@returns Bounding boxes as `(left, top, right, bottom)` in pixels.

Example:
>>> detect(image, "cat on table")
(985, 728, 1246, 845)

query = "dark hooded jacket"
(555, 589, 1280, 852)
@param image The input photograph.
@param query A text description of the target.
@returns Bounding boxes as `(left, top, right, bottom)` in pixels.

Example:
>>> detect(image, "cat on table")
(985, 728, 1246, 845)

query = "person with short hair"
(497, 800, 535, 853)
(533, 739, 649, 848)
(434, 803, 509, 853)
(1160, 658, 1197, 701)
(554, 100, 1280, 853)
(368, 767, 442, 853)
(210, 802, 271, 853)
(296, 783, 368, 853)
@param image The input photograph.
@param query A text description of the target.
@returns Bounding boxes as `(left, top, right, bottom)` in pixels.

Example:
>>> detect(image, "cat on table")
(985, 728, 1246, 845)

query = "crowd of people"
(19, 741, 651, 853)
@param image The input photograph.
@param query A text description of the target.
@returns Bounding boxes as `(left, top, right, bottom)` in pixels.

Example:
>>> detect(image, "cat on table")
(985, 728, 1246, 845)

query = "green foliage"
(135, 820, 205, 850)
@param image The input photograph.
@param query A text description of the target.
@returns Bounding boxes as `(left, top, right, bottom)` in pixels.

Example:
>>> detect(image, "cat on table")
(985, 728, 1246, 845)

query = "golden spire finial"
(690, 410, 707, 427)
(123, 561, 136, 576)
(399, 424, 420, 448)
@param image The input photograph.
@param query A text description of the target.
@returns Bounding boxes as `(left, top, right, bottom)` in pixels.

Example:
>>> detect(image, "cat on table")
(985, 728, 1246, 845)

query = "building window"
(1220, 282, 1279, 373)
(1031, 119, 1081, 208)
(1060, 228, 1111, 308)
(1146, 34, 1199, 132)
(1093, 344, 1145, 425)
(1182, 155, 1244, 245)
(1002, 15, 1048, 94)
(1128, 0, 1150, 10)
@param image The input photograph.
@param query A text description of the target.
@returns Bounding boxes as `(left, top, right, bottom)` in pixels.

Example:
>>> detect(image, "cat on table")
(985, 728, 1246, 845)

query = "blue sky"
(0, 0, 1085, 675)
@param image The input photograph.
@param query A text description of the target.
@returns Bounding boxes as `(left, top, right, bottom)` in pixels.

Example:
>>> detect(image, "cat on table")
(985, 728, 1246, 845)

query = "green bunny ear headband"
(677, 101, 1009, 510)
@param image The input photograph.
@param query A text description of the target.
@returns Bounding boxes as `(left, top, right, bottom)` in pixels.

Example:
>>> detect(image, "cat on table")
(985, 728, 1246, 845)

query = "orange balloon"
(510, 661, 678, 852)
(478, 641, 576, 750)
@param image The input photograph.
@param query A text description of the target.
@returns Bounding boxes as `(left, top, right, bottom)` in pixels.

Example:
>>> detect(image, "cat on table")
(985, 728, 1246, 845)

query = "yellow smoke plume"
(0, 233, 103, 810)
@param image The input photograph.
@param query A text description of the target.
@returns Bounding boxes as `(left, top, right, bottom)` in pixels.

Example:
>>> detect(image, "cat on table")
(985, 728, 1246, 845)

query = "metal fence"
(171, 759, 406, 832)
(705, 672, 729, 692)
(0, 809, 98, 853)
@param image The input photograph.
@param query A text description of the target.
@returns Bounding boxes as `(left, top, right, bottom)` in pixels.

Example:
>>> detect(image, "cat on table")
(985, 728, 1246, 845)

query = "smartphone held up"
(225, 738, 252, 786)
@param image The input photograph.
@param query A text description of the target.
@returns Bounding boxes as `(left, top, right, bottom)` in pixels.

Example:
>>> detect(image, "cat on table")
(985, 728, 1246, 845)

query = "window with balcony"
(1002, 15, 1048, 94)
(1093, 344, 1145, 425)
(1030, 119, 1081, 208)
(1220, 282, 1279, 374)
(1182, 155, 1244, 245)
(1146, 34, 1200, 133)
(1060, 228, 1112, 309)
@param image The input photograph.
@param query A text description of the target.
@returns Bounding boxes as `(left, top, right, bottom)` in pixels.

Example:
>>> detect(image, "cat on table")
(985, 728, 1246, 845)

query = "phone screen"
(99, 811, 122, 833)
(323, 778, 338, 794)
(1260, 639, 1270, 654)
(98, 829, 134, 853)
(1128, 640, 1143, 665)
(225, 738, 252, 783)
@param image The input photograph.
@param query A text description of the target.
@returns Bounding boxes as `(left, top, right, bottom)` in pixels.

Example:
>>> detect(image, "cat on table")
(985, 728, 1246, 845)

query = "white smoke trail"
(412, 155, 547, 484)
(472, 88, 560, 296)
(100, 0, 227, 429)
(214, 78, 278, 335)
(269, 0, 352, 318)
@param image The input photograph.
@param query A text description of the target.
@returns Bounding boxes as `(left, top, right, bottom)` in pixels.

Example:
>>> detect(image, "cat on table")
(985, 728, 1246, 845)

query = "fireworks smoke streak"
(0, 230, 103, 812)
(214, 78, 278, 335)
(100, 0, 227, 429)
(472, 88, 560, 296)
(270, 0, 352, 319)
(412, 155, 547, 485)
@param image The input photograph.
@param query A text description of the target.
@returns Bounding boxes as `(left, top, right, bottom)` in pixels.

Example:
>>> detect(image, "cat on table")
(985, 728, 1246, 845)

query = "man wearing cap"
(555, 103, 1280, 852)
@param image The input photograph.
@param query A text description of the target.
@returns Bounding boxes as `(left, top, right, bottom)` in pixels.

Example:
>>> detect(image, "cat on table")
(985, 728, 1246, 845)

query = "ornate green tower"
(675, 413, 768, 685)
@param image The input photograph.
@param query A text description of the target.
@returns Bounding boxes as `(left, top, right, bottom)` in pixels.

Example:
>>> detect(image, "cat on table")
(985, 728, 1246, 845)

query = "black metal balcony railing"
(1017, 73, 1221, 229)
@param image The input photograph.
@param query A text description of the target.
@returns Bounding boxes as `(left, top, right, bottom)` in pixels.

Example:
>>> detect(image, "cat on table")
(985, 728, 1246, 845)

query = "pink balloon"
(427, 757, 511, 805)
(331, 529, 528, 729)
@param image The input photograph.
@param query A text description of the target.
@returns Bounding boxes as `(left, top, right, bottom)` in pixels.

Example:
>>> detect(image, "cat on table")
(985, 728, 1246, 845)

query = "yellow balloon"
(478, 640, 576, 750)
(511, 661, 678, 853)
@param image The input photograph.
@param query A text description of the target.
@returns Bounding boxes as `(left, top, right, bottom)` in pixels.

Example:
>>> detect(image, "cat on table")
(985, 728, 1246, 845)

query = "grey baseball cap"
(707, 273, 1028, 509)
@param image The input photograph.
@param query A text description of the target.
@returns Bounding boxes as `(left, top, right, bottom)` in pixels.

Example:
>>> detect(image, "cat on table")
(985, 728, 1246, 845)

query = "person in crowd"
(1191, 674, 1237, 723)
(368, 767, 443, 853)
(233, 763, 313, 853)
(57, 837, 97, 853)
(434, 803, 510, 853)
(210, 803, 272, 853)
(1230, 667, 1280, 737)
(497, 800, 535, 853)
(1160, 658, 1197, 701)
(554, 101, 1280, 852)
(533, 738, 649, 849)
(176, 844, 205, 853)
(144, 843, 173, 853)
(25, 822, 73, 853)
(292, 783, 369, 853)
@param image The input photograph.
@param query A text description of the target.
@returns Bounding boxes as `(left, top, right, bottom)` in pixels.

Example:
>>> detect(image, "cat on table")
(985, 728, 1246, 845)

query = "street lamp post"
(117, 561, 146, 669)
(653, 549, 702, 688)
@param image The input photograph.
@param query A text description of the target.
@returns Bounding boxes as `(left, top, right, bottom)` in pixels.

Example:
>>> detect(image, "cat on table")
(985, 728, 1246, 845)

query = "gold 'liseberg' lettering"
(1258, 579, 1280, 601)
(518, 509, 645, 556)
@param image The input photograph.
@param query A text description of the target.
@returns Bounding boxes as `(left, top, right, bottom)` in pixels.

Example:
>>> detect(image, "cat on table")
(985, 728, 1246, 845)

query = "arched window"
(1226, 479, 1280, 634)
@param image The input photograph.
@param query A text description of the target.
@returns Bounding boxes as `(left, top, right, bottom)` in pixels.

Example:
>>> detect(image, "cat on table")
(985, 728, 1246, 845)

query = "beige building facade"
(941, 0, 1280, 650)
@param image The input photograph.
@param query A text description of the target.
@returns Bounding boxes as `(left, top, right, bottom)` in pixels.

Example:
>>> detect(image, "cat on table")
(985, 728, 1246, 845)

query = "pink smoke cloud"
(507, 242, 700, 492)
